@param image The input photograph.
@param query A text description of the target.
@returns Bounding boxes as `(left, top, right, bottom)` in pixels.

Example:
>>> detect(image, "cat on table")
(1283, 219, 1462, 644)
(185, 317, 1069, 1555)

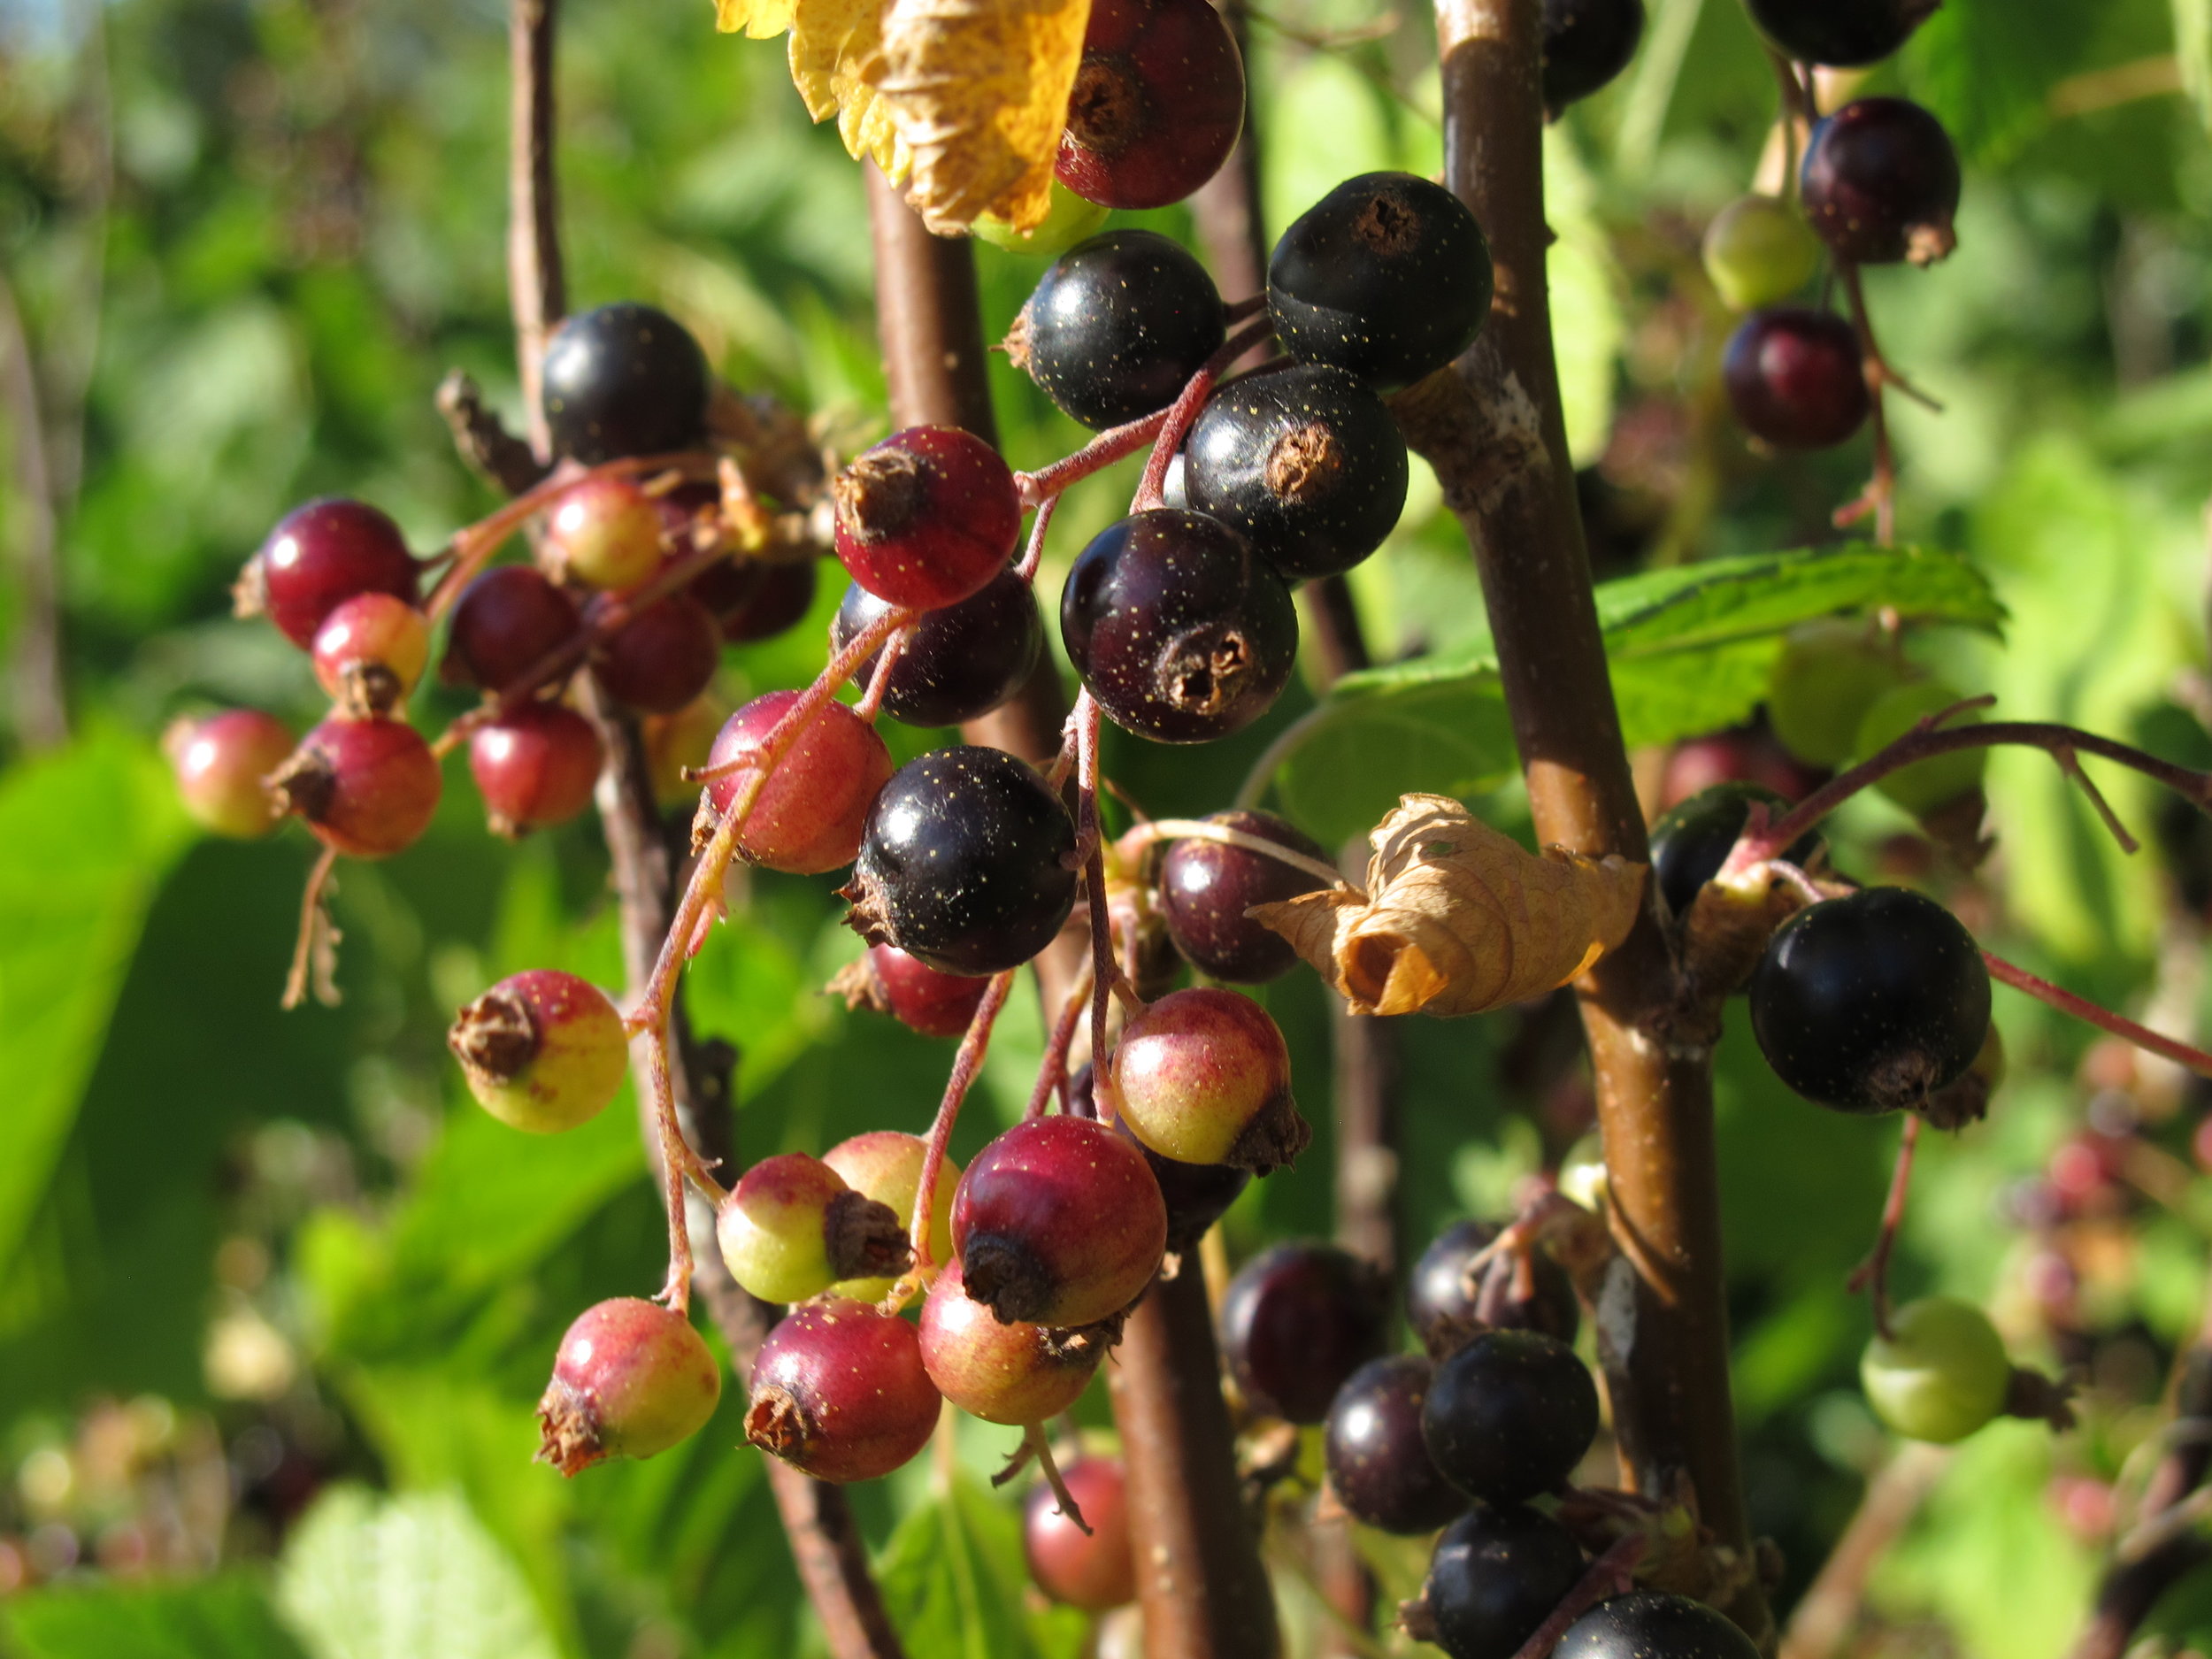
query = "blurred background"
(4, 0, 2212, 1653)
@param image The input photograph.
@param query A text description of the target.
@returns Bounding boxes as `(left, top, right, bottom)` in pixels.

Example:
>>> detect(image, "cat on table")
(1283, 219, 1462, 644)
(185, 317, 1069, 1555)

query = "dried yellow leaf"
(1250, 794, 1647, 1018)
(714, 0, 799, 40)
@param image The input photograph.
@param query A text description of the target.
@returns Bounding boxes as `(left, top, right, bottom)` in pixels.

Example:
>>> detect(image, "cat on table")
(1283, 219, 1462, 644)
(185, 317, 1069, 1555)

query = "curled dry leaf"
(1250, 794, 1645, 1018)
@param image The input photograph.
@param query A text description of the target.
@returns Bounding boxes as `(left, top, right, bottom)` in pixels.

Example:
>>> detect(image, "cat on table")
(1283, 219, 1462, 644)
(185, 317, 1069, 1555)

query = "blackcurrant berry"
(844, 747, 1079, 976)
(449, 970, 629, 1133)
(1013, 231, 1226, 430)
(311, 594, 429, 717)
(166, 710, 294, 839)
(1157, 810, 1331, 981)
(1406, 1220, 1579, 1356)
(694, 557, 819, 645)
(833, 570, 1045, 727)
(541, 302, 711, 465)
(1182, 365, 1408, 582)
(1765, 618, 1907, 769)
(1061, 509, 1297, 744)
(1540, 0, 1644, 115)
(1056, 0, 1245, 211)
(1422, 1329, 1598, 1504)
(244, 498, 420, 649)
(1724, 308, 1868, 450)
(746, 1299, 941, 1484)
(1426, 1503, 1587, 1659)
(593, 591, 722, 714)
(1068, 1063, 1252, 1252)
(1744, 0, 1937, 68)
(1219, 1242, 1389, 1425)
(469, 702, 603, 837)
(1647, 782, 1822, 921)
(835, 942, 993, 1039)
(1553, 1592, 1760, 1659)
(443, 565, 582, 695)
(547, 475, 667, 592)
(1323, 1355, 1467, 1535)
(1801, 97, 1961, 267)
(833, 426, 1024, 611)
(1268, 173, 1494, 391)
(918, 1260, 1105, 1425)
(1110, 987, 1310, 1172)
(1025, 1456, 1137, 1609)
(535, 1298, 722, 1476)
(820, 1131, 960, 1300)
(1702, 195, 1821, 312)
(716, 1152, 911, 1304)
(1748, 887, 1991, 1113)
(270, 714, 443, 860)
(703, 692, 895, 875)
(1860, 1294, 2010, 1443)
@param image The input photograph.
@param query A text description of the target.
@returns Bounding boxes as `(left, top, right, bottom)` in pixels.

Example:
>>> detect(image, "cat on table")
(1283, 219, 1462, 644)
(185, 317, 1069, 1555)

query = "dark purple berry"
(1801, 97, 1961, 267)
(1746, 0, 1938, 67)
(1013, 231, 1226, 430)
(541, 302, 711, 464)
(1555, 1593, 1761, 1659)
(244, 498, 420, 649)
(1406, 1220, 1579, 1356)
(1541, 0, 1645, 114)
(1426, 1504, 1588, 1659)
(1157, 810, 1330, 982)
(593, 592, 722, 714)
(1057, 0, 1245, 211)
(1648, 782, 1823, 921)
(1323, 1356, 1467, 1535)
(1219, 1242, 1389, 1425)
(1422, 1329, 1599, 1504)
(1723, 308, 1868, 449)
(695, 557, 819, 644)
(443, 565, 582, 695)
(833, 570, 1045, 727)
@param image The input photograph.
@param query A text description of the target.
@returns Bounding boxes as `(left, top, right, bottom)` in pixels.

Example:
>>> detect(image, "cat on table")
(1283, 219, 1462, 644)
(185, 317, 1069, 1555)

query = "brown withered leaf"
(1251, 795, 1646, 1018)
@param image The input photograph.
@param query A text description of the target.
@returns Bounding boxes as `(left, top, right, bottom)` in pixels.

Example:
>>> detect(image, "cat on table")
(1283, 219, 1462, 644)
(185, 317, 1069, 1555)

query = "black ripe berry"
(1540, 0, 1645, 115)
(1745, 0, 1938, 67)
(1013, 231, 1226, 429)
(1423, 1328, 1598, 1505)
(1723, 308, 1869, 450)
(1219, 1242, 1390, 1425)
(1182, 365, 1409, 582)
(540, 302, 711, 464)
(1268, 173, 1494, 391)
(1648, 782, 1822, 921)
(1425, 1504, 1588, 1659)
(1157, 810, 1330, 982)
(843, 746, 1079, 976)
(1057, 0, 1245, 211)
(1323, 1356, 1468, 1535)
(1406, 1220, 1579, 1356)
(1061, 509, 1297, 744)
(833, 570, 1044, 728)
(1801, 97, 1962, 267)
(1555, 1593, 1761, 1659)
(1748, 886, 1992, 1114)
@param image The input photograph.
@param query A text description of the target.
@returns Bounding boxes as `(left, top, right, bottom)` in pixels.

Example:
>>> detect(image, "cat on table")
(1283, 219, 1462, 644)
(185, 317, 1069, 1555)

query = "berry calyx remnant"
(1801, 97, 1962, 267)
(1323, 1355, 1468, 1535)
(311, 593, 430, 717)
(1056, 0, 1244, 211)
(469, 702, 604, 837)
(832, 426, 1022, 611)
(1422, 1328, 1599, 1504)
(1025, 1456, 1137, 1609)
(1011, 230, 1227, 430)
(1860, 1294, 2011, 1443)
(166, 710, 296, 839)
(744, 1298, 942, 1483)
(833, 943, 992, 1039)
(702, 691, 895, 875)
(1219, 1242, 1389, 1425)
(918, 1260, 1106, 1425)
(540, 301, 711, 465)
(715, 1151, 912, 1305)
(1110, 987, 1310, 1172)
(270, 714, 443, 860)
(1722, 308, 1870, 450)
(820, 1130, 960, 1299)
(242, 497, 420, 649)
(449, 969, 630, 1133)
(535, 1297, 722, 1476)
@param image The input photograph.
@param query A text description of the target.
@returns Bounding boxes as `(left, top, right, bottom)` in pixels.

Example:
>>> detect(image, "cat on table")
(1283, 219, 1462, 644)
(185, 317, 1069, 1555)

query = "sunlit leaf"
(2, 1577, 308, 1659)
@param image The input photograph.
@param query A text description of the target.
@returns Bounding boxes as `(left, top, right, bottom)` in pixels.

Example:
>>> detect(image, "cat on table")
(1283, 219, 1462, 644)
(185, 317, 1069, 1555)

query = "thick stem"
(1417, 0, 1763, 1635)
(509, 0, 564, 457)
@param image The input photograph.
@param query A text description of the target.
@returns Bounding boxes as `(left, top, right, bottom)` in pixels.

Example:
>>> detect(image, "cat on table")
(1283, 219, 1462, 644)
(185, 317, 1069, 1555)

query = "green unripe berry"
(1854, 680, 1987, 816)
(821, 1132, 959, 1301)
(1861, 1295, 2010, 1444)
(1703, 195, 1822, 311)
(716, 1152, 911, 1305)
(972, 181, 1110, 258)
(449, 971, 628, 1133)
(1766, 618, 1909, 769)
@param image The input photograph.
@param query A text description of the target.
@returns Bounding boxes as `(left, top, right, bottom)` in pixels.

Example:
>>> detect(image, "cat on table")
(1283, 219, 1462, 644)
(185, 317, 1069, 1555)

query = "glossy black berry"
(1014, 231, 1226, 429)
(1406, 1220, 1579, 1356)
(540, 303, 712, 464)
(844, 747, 1079, 977)
(1723, 309, 1869, 449)
(1423, 1329, 1598, 1504)
(1745, 0, 1937, 67)
(1554, 1593, 1761, 1659)
(1061, 510, 1298, 744)
(1648, 782, 1823, 921)
(1268, 173, 1494, 391)
(1801, 97, 1962, 267)
(1069, 1063, 1252, 1253)
(1748, 887, 1991, 1114)
(1427, 1504, 1587, 1659)
(833, 571, 1045, 727)
(1541, 0, 1645, 114)
(1324, 1356, 1467, 1535)
(1182, 365, 1409, 581)
(1219, 1242, 1390, 1425)
(1157, 810, 1330, 982)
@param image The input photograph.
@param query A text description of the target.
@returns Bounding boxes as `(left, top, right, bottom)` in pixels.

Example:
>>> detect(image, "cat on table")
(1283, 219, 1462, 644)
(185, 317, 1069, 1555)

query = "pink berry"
(715, 1152, 911, 1305)
(745, 1299, 941, 1484)
(536, 1297, 722, 1476)
(547, 475, 665, 591)
(165, 710, 295, 839)
(449, 969, 629, 1133)
(836, 943, 992, 1038)
(832, 426, 1022, 611)
(702, 691, 895, 874)
(1025, 1456, 1137, 1609)
(469, 702, 603, 837)
(1724, 307, 1870, 450)
(270, 714, 442, 859)
(820, 1130, 960, 1300)
(311, 593, 431, 716)
(444, 565, 582, 694)
(918, 1260, 1106, 1425)
(952, 1117, 1167, 1327)
(1110, 987, 1308, 1173)
(242, 497, 419, 649)
(594, 591, 721, 714)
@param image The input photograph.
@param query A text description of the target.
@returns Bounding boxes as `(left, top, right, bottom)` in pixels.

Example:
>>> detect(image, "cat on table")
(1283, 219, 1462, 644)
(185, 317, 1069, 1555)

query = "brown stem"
(436, 369, 549, 496)
(1414, 0, 1765, 1637)
(1835, 265, 1895, 545)
(0, 273, 67, 750)
(509, 0, 564, 457)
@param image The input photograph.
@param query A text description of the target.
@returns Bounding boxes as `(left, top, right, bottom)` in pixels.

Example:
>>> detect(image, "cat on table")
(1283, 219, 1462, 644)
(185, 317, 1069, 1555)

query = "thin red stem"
(1985, 951, 2212, 1078)
(1024, 968, 1094, 1120)
(1501, 1532, 1648, 1659)
(1835, 265, 1896, 546)
(1074, 693, 1124, 1109)
(1135, 319, 1274, 511)
(280, 845, 341, 1011)
(1847, 1114, 1920, 1340)
(1014, 493, 1058, 584)
(906, 968, 1017, 1274)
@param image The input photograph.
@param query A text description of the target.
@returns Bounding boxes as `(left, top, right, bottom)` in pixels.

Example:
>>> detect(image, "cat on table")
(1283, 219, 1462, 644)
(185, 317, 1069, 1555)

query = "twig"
(1846, 1115, 1920, 1340)
(435, 369, 548, 495)
(1835, 265, 1897, 546)
(509, 0, 564, 457)
(1984, 951, 2212, 1079)
(280, 846, 342, 1011)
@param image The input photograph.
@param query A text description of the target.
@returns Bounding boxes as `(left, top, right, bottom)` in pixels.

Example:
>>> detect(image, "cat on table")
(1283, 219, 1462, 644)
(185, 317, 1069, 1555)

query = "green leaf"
(2, 1576, 309, 1659)
(875, 1475, 1086, 1659)
(1901, 0, 2101, 164)
(2177, 0, 2212, 133)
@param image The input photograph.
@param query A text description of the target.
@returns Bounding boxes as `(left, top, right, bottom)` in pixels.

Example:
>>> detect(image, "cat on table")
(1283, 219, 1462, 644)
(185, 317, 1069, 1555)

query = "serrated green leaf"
(876, 1475, 1086, 1659)
(2, 1575, 309, 1659)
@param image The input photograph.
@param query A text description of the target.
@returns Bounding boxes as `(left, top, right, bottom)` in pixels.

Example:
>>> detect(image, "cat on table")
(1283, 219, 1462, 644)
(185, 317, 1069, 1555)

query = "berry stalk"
(902, 965, 1016, 1279)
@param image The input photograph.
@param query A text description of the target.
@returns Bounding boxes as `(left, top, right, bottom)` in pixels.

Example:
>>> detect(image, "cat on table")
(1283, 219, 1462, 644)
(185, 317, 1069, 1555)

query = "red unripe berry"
(1723, 307, 1870, 450)
(536, 1297, 722, 1476)
(270, 714, 442, 859)
(837, 942, 992, 1038)
(918, 1260, 1106, 1425)
(746, 1299, 942, 1483)
(469, 703, 603, 836)
(547, 475, 666, 592)
(1660, 724, 1825, 810)
(243, 498, 420, 649)
(716, 1151, 911, 1305)
(1110, 988, 1309, 1173)
(594, 592, 722, 714)
(952, 1117, 1167, 1328)
(832, 426, 1022, 611)
(444, 566, 582, 694)
(449, 969, 629, 1133)
(821, 1130, 960, 1300)
(165, 709, 295, 839)
(311, 593, 430, 716)
(1057, 0, 1245, 211)
(1024, 1457, 1136, 1609)
(703, 691, 895, 874)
